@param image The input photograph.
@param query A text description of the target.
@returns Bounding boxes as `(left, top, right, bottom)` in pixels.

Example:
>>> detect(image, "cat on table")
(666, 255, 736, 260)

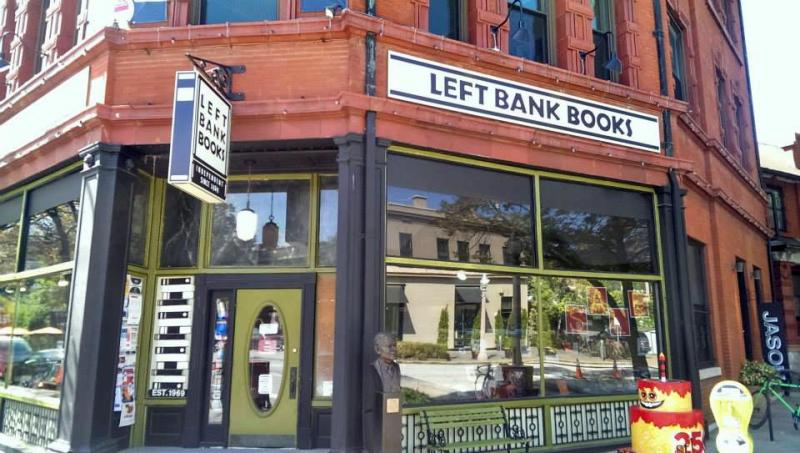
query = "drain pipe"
(652, 0, 673, 156)
(653, 0, 701, 409)
(669, 169, 703, 410)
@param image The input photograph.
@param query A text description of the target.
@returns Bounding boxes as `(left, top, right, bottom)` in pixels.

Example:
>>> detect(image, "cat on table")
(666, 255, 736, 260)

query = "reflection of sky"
(226, 192, 290, 245)
(388, 187, 457, 209)
(319, 189, 338, 241)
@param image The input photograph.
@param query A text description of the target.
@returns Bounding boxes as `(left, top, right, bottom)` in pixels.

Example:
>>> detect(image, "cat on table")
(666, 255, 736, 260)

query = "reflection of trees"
(16, 279, 68, 332)
(436, 197, 532, 265)
(533, 277, 651, 373)
(542, 210, 652, 273)
(0, 223, 19, 273)
(162, 191, 200, 266)
(26, 202, 79, 268)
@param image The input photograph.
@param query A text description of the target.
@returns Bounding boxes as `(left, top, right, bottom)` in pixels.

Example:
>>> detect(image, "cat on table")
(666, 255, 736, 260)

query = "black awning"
(386, 285, 408, 304)
(455, 286, 481, 304)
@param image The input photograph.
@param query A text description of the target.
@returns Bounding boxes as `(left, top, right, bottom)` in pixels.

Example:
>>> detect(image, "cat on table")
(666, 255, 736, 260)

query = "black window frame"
(478, 243, 491, 264)
(716, 69, 731, 149)
(508, 0, 550, 64)
(399, 232, 413, 257)
(457, 240, 469, 262)
(591, 0, 616, 81)
(669, 15, 687, 101)
(734, 96, 748, 157)
(687, 239, 716, 368)
(766, 186, 787, 233)
(428, 0, 468, 42)
(436, 238, 450, 261)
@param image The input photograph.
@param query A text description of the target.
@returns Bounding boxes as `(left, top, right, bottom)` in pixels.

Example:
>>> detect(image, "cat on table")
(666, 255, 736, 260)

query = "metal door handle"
(289, 367, 298, 399)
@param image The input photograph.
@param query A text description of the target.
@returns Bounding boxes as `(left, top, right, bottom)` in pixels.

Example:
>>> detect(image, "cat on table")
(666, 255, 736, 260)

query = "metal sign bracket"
(186, 53, 246, 101)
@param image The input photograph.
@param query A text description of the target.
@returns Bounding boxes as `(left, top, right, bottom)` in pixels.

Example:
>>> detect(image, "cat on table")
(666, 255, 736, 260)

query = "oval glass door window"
(248, 305, 284, 413)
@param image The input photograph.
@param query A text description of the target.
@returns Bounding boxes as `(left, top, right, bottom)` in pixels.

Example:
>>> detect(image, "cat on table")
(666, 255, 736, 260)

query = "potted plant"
(738, 360, 779, 388)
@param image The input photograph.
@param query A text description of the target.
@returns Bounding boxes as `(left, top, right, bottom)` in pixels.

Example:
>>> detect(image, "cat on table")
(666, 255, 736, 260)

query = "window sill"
(0, 385, 60, 410)
(698, 366, 722, 380)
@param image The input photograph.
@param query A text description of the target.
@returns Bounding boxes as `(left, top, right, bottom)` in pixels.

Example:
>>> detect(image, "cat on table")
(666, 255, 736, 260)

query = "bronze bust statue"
(371, 332, 401, 394)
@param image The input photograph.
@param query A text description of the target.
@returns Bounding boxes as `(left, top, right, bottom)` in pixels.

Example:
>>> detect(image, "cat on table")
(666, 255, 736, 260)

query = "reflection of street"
(399, 351, 657, 401)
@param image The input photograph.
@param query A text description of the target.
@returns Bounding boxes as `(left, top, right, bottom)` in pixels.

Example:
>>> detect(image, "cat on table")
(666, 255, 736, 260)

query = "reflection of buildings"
(386, 266, 529, 350)
(387, 196, 515, 265)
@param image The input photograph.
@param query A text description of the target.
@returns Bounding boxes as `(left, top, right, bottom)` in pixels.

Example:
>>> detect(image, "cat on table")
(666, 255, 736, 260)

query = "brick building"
(0, 0, 769, 452)
(761, 137, 800, 372)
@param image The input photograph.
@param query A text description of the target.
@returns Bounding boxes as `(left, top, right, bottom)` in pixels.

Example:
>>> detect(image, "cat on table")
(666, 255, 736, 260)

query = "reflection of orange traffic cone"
(575, 358, 584, 379)
(611, 358, 621, 379)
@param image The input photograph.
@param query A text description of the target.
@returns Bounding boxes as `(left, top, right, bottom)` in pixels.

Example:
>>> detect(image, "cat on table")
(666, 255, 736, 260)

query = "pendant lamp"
(236, 161, 258, 241)
(262, 190, 279, 250)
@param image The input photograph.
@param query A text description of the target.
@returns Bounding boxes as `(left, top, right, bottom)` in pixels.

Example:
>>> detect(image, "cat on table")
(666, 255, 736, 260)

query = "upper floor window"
(301, 0, 346, 12)
(687, 239, 715, 368)
(669, 16, 687, 101)
(591, 0, 615, 81)
(734, 96, 748, 154)
(33, 0, 51, 74)
(509, 0, 549, 64)
(715, 69, 731, 148)
(200, 0, 278, 24)
(429, 0, 467, 41)
(723, 0, 737, 40)
(766, 187, 787, 233)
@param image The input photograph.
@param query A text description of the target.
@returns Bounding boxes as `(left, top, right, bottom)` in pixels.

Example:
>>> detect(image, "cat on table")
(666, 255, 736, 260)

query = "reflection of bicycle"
(750, 372, 800, 430)
(474, 364, 496, 399)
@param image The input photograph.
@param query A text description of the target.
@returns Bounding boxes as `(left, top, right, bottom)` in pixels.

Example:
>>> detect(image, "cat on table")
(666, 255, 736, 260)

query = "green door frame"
(182, 273, 317, 448)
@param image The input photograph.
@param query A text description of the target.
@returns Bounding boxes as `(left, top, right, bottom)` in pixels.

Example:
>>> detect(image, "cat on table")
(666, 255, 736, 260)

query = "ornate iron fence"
(0, 398, 59, 447)
(550, 399, 636, 446)
(402, 397, 636, 452)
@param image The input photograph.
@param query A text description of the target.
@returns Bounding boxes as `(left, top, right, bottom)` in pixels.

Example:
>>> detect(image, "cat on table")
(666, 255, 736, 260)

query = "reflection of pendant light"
(262, 189, 279, 251)
(235, 161, 258, 241)
(57, 273, 71, 287)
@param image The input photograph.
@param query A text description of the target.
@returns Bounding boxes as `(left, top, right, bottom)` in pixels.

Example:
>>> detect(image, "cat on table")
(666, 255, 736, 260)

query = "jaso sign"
(168, 70, 231, 204)
(758, 302, 791, 378)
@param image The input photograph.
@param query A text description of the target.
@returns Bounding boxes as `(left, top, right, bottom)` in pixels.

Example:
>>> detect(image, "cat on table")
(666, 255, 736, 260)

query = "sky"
(742, 0, 800, 148)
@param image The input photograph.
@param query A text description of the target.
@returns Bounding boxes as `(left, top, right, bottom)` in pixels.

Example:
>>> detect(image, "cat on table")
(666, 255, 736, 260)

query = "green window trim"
(384, 145, 673, 395)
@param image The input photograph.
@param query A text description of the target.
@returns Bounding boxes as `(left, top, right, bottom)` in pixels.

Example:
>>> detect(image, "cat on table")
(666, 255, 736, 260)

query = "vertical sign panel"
(148, 276, 194, 398)
(758, 302, 791, 378)
(168, 70, 231, 204)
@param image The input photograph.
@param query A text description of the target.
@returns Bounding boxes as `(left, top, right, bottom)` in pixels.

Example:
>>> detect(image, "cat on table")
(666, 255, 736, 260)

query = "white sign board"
(168, 71, 231, 203)
(387, 51, 661, 152)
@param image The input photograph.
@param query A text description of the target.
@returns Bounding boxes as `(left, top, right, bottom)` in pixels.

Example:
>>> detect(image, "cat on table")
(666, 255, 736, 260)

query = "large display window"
(0, 169, 81, 407)
(384, 150, 665, 406)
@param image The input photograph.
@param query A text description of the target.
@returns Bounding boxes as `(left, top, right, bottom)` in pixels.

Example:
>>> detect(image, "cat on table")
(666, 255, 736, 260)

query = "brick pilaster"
(614, 0, 640, 88)
(555, 0, 594, 73)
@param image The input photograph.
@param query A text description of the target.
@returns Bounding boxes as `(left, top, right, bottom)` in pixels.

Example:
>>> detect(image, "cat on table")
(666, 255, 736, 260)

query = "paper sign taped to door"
(259, 323, 279, 335)
(258, 374, 273, 395)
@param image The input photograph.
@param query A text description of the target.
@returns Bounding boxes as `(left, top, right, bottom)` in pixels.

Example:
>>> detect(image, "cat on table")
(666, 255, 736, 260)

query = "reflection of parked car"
(0, 336, 33, 378)
(12, 348, 64, 390)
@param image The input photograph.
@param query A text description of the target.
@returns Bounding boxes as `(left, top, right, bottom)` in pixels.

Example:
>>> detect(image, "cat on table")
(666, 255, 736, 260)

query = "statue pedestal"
(370, 391, 402, 453)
